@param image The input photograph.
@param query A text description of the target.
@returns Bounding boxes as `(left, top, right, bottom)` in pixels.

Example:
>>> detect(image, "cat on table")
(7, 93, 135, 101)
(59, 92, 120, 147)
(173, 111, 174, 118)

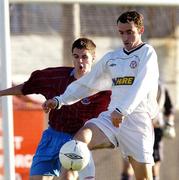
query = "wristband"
(115, 108, 123, 115)
(53, 97, 59, 109)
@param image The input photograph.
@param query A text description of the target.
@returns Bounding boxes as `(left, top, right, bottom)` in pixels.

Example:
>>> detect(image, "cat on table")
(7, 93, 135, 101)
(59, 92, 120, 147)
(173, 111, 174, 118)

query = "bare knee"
(74, 123, 114, 150)
(74, 125, 93, 145)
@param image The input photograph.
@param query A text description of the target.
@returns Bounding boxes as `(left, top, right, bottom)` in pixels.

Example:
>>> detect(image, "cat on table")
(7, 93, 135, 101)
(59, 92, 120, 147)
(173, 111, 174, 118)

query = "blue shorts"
(30, 127, 73, 176)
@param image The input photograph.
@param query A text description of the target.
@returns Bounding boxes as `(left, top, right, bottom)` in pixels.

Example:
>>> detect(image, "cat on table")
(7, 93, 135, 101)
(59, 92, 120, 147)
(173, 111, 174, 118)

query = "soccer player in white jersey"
(121, 81, 176, 180)
(43, 11, 159, 180)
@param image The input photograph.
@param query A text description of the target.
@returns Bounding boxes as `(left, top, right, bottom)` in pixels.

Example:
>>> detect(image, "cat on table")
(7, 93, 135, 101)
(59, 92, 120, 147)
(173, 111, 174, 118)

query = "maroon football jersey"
(22, 67, 111, 134)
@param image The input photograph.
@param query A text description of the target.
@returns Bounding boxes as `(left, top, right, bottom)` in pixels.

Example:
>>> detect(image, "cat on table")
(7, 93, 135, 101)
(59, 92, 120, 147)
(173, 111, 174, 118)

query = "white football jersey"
(59, 43, 159, 118)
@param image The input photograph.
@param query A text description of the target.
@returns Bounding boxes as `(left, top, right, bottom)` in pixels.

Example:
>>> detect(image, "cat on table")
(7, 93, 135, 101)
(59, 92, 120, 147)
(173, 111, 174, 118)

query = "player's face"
(117, 21, 144, 51)
(72, 48, 94, 78)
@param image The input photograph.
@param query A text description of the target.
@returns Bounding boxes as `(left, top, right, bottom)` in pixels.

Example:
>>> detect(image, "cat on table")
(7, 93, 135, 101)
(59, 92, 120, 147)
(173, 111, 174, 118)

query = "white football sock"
(78, 151, 95, 180)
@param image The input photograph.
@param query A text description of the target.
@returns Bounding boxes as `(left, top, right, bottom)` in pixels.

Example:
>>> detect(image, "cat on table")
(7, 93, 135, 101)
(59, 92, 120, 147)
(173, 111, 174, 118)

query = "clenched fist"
(42, 99, 58, 113)
(111, 110, 124, 128)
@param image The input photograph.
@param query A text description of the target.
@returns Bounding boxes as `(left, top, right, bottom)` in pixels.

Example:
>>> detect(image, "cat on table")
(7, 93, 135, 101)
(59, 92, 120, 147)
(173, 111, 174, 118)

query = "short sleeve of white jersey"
(115, 45, 159, 116)
(58, 53, 112, 105)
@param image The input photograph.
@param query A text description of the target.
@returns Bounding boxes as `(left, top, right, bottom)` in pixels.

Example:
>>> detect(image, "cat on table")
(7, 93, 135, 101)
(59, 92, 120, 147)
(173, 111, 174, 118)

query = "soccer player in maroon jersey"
(0, 38, 111, 179)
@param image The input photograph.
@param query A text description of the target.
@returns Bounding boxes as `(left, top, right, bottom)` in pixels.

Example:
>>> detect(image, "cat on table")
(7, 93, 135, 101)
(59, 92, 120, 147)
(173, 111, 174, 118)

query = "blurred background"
(0, 1, 179, 179)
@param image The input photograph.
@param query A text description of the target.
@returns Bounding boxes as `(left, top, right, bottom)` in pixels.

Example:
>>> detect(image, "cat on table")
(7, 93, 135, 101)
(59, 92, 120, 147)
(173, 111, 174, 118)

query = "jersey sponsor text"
(112, 76, 135, 86)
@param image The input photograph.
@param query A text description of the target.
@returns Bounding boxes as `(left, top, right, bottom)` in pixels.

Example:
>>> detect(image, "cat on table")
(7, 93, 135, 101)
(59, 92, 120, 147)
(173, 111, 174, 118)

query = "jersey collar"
(123, 43, 145, 55)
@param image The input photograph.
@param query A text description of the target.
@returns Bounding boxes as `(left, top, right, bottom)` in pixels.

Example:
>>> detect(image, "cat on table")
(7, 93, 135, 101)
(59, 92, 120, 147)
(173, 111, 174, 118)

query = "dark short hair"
(117, 10, 144, 30)
(72, 38, 96, 55)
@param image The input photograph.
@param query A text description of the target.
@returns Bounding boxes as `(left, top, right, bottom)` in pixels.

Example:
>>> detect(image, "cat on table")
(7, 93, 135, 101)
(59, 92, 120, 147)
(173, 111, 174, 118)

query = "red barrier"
(0, 95, 44, 180)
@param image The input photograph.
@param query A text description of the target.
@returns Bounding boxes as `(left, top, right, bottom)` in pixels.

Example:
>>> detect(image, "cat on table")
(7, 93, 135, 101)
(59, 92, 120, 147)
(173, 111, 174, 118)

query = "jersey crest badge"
(130, 60, 137, 69)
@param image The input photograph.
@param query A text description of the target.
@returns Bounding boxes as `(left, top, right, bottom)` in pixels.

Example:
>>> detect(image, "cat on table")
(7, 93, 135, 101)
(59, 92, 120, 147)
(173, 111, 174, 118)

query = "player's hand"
(163, 122, 176, 139)
(111, 110, 123, 128)
(42, 99, 57, 113)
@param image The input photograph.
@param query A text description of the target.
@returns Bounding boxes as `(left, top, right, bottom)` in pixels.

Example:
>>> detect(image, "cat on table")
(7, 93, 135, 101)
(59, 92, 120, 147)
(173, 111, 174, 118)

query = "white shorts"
(85, 111, 154, 164)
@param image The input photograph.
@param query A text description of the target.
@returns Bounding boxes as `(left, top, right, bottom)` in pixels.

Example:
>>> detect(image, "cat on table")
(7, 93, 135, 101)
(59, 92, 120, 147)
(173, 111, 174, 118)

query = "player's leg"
(152, 162, 160, 180)
(152, 127, 163, 180)
(73, 123, 114, 180)
(74, 122, 114, 150)
(59, 152, 95, 180)
(59, 168, 78, 180)
(129, 156, 153, 180)
(30, 128, 72, 180)
(30, 159, 61, 180)
(78, 151, 95, 180)
(59, 117, 116, 180)
(121, 159, 134, 180)
(118, 113, 154, 180)
(58, 150, 95, 180)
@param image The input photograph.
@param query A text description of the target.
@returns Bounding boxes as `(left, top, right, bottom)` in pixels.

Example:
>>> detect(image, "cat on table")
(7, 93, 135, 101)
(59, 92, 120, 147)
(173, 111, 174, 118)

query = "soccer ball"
(59, 140, 90, 171)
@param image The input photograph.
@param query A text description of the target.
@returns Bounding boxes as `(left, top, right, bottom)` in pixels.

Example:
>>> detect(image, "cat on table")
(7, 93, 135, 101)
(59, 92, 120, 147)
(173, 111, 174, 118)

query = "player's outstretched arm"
(0, 84, 24, 97)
